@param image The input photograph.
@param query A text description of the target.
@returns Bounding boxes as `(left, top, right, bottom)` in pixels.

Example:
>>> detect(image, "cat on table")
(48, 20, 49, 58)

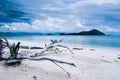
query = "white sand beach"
(0, 40, 120, 80)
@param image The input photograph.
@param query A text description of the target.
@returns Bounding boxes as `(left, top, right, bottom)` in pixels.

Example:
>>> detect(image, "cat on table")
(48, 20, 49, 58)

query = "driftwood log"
(0, 39, 6, 60)
(20, 46, 43, 49)
(0, 37, 76, 78)
(30, 39, 74, 57)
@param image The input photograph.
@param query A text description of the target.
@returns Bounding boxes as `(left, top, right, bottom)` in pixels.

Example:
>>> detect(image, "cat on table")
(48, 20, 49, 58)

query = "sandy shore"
(0, 40, 120, 80)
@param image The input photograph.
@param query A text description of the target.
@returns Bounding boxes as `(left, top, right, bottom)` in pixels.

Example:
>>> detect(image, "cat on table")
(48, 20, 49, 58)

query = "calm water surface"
(1, 35, 120, 48)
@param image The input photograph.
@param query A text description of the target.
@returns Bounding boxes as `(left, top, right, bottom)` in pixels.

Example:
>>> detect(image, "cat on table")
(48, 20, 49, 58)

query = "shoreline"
(8, 39, 120, 50)
(0, 39, 120, 80)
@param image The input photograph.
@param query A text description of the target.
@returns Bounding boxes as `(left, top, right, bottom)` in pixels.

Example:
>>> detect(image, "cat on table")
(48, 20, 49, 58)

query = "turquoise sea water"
(1, 35, 120, 48)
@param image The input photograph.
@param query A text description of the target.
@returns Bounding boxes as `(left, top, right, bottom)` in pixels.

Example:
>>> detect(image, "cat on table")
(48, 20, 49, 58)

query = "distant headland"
(0, 29, 105, 36)
(60, 29, 105, 35)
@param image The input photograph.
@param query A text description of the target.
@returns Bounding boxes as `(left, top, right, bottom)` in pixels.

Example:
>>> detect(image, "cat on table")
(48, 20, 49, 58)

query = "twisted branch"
(0, 38, 76, 78)
(20, 57, 76, 77)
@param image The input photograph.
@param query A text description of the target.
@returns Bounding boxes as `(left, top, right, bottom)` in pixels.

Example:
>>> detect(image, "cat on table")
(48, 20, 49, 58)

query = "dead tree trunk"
(4, 38, 22, 64)
(0, 38, 76, 78)
(0, 39, 6, 60)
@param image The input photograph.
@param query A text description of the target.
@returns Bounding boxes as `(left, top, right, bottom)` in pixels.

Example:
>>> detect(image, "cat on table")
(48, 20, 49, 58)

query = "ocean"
(1, 35, 120, 48)
(0, 0, 120, 49)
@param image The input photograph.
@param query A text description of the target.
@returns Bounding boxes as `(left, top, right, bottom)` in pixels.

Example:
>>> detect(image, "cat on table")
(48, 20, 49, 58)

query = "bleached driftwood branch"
(0, 37, 76, 78)
(21, 57, 76, 77)
(31, 39, 74, 57)
(20, 46, 43, 49)
(4, 37, 20, 59)
(0, 39, 6, 60)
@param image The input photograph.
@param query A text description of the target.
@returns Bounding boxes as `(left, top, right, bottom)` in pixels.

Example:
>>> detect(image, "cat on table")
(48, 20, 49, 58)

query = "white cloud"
(0, 25, 11, 32)
(87, 0, 120, 5)
(1, 19, 120, 33)
(41, 5, 63, 11)
(1, 0, 120, 33)
(0, 14, 89, 32)
(97, 25, 120, 32)
(41, 0, 120, 11)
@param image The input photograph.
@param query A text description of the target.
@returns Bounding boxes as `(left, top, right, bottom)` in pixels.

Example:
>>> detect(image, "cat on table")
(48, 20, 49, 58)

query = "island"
(60, 29, 105, 35)
(0, 29, 105, 36)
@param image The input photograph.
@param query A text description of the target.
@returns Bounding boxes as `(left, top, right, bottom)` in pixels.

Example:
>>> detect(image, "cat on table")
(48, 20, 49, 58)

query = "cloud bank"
(0, 0, 120, 32)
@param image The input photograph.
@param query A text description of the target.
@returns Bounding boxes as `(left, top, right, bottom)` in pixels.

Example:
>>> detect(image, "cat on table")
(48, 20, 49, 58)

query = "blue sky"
(0, 0, 120, 33)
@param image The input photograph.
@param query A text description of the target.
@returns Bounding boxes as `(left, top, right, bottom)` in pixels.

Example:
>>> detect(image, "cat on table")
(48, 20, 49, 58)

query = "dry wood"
(73, 47, 83, 50)
(0, 37, 76, 78)
(20, 46, 43, 49)
(31, 39, 74, 57)
(20, 57, 76, 78)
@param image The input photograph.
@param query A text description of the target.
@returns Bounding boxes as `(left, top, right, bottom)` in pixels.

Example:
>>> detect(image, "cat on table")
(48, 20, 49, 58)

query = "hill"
(60, 29, 105, 35)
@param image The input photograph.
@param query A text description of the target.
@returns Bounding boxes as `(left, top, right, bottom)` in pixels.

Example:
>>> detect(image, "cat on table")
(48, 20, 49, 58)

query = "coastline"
(8, 38, 120, 50)
(0, 40, 120, 80)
